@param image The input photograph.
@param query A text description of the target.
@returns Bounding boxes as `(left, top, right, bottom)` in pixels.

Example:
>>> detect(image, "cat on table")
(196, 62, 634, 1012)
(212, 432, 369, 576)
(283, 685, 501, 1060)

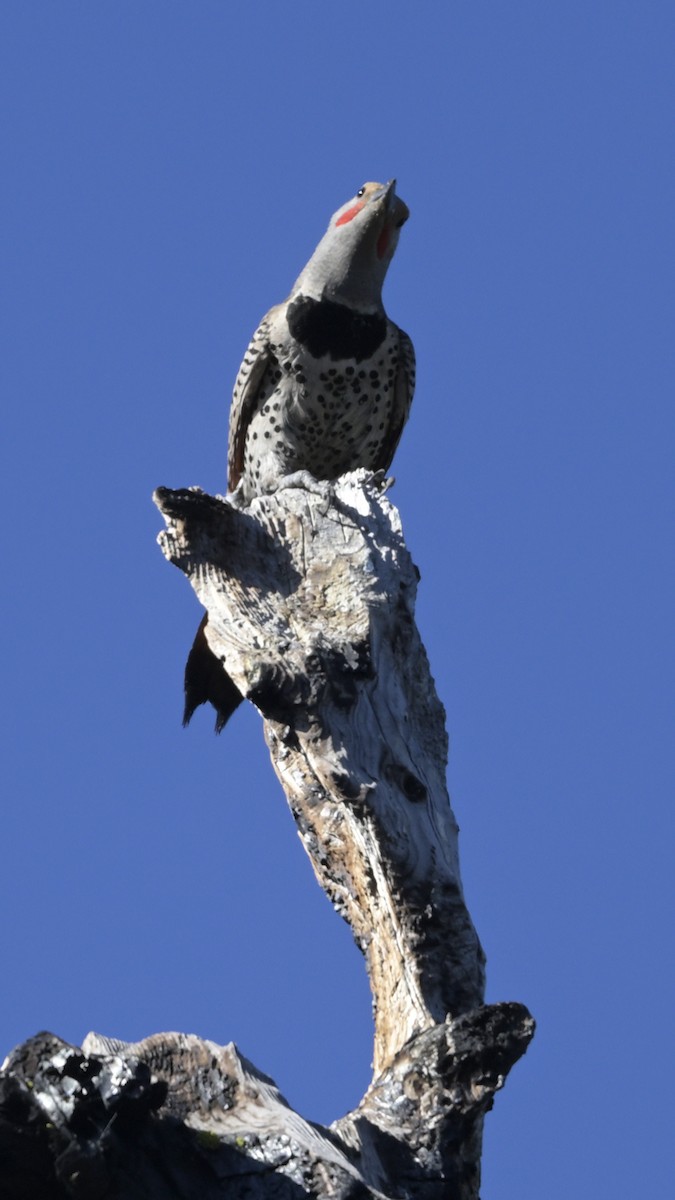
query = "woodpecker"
(185, 180, 415, 730)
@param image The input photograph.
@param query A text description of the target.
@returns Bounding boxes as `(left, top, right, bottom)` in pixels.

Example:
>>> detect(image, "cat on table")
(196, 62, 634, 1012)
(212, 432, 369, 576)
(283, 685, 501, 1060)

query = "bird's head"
(294, 180, 409, 311)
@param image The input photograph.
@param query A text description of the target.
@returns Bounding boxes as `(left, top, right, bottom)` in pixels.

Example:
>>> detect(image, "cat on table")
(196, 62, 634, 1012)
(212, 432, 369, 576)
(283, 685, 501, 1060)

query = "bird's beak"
(381, 179, 409, 228)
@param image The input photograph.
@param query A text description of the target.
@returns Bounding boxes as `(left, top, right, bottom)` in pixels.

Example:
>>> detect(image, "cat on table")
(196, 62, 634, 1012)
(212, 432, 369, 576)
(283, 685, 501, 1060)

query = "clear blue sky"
(1, 3, 673, 1195)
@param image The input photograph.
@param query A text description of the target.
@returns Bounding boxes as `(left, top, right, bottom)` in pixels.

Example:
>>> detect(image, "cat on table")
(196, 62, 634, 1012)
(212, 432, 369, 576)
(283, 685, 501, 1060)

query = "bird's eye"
(356, 186, 366, 198)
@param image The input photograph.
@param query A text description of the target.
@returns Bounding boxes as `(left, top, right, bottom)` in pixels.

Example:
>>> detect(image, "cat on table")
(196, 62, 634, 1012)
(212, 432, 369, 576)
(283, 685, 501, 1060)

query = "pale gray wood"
(155, 472, 486, 1075)
(0, 473, 534, 1199)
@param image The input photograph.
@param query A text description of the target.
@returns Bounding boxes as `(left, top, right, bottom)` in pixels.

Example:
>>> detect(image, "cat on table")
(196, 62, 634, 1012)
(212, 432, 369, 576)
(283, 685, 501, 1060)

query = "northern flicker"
(184, 180, 415, 730)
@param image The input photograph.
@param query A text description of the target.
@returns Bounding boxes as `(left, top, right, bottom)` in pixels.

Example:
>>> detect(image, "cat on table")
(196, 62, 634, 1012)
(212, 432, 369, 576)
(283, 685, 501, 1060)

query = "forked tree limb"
(0, 473, 534, 1199)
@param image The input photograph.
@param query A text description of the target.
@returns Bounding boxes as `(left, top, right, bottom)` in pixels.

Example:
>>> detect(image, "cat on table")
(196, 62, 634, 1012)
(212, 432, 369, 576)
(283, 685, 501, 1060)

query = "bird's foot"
(275, 470, 334, 499)
(368, 469, 395, 493)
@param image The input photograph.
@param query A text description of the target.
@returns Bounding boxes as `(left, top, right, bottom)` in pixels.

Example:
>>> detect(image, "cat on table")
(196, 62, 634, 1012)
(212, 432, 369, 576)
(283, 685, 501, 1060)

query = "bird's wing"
(373, 326, 416, 473)
(227, 307, 280, 492)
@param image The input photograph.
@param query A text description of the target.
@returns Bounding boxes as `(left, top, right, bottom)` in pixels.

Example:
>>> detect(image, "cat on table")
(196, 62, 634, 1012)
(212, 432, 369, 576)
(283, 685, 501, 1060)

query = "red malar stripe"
(335, 202, 365, 226)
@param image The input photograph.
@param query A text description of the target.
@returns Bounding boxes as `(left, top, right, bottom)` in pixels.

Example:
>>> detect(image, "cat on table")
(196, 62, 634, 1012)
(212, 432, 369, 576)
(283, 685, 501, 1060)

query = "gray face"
(293, 181, 410, 311)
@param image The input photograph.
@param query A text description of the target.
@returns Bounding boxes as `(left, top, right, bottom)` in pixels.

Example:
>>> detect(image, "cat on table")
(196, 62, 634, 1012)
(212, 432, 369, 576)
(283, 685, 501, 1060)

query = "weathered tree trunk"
(0, 472, 534, 1199)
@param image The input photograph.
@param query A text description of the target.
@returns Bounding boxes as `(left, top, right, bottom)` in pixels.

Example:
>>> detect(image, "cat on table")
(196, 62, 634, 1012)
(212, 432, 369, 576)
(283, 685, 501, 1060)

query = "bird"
(184, 180, 415, 731)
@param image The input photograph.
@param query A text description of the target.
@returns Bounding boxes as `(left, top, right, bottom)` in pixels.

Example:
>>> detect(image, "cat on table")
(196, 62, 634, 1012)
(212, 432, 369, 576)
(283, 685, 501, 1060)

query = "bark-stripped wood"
(155, 473, 486, 1075)
(0, 472, 534, 1199)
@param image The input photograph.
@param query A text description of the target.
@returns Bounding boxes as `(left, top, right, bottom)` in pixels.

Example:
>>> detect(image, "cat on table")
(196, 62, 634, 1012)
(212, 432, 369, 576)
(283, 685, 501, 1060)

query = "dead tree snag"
(0, 471, 534, 1199)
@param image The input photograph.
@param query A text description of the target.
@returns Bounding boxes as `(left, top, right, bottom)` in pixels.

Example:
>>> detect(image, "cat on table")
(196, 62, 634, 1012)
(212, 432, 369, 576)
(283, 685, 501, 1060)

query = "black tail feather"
(183, 615, 243, 733)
